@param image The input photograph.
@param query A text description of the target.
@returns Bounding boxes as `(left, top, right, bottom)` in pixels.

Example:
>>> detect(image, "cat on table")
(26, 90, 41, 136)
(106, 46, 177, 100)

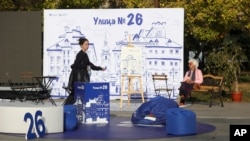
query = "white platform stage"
(0, 100, 63, 134)
(0, 86, 11, 91)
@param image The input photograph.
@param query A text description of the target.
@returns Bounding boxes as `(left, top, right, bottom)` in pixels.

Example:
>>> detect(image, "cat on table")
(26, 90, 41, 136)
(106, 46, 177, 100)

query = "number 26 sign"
(24, 110, 46, 140)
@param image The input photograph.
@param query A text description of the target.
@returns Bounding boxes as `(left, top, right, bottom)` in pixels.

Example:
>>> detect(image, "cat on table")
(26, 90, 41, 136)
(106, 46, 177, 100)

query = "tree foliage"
(0, 0, 15, 11)
(164, 0, 250, 42)
(0, 0, 58, 11)
(205, 30, 248, 91)
(160, 0, 250, 72)
(57, 0, 106, 9)
(119, 0, 154, 8)
(0, 0, 107, 11)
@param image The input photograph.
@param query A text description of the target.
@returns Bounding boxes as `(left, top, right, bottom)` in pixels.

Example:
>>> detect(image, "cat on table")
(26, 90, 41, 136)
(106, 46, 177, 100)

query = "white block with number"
(0, 101, 63, 134)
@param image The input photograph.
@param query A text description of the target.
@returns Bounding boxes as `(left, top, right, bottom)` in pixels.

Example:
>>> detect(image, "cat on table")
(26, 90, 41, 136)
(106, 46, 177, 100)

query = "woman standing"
(64, 37, 106, 105)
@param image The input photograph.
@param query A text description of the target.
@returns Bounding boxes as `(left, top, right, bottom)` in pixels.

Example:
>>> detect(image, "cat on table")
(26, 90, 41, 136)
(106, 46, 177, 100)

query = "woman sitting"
(179, 58, 203, 106)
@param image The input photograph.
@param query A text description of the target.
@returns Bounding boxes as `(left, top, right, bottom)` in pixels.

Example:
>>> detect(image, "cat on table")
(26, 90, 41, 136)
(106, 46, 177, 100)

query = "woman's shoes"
(179, 95, 185, 106)
(179, 102, 184, 106)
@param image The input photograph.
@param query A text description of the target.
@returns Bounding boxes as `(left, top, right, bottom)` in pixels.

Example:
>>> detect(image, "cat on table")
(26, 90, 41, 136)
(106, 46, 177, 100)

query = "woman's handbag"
(193, 83, 201, 90)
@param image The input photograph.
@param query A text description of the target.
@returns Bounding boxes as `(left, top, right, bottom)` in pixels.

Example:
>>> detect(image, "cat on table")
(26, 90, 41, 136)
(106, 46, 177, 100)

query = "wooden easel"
(120, 74, 144, 108)
(120, 37, 144, 108)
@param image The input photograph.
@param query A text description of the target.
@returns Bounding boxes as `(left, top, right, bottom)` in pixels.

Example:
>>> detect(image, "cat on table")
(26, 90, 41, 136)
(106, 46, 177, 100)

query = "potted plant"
(227, 46, 245, 102)
(205, 32, 247, 102)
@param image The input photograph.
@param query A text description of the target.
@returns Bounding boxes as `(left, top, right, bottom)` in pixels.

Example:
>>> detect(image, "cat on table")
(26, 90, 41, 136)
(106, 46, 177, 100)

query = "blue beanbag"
(166, 108, 196, 135)
(64, 105, 77, 131)
(131, 96, 179, 125)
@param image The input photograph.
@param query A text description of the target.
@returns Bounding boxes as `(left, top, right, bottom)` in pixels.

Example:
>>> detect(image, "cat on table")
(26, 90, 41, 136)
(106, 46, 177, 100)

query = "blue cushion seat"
(64, 105, 77, 131)
(131, 96, 179, 125)
(166, 108, 196, 135)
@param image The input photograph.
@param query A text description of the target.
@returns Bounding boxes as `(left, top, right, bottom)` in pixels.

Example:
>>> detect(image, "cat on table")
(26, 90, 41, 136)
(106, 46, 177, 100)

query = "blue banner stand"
(74, 82, 110, 124)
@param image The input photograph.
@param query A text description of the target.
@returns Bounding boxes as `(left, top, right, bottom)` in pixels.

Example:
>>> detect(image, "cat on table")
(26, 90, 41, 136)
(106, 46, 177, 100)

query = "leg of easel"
(127, 77, 131, 107)
(139, 76, 144, 103)
(121, 75, 144, 108)
(120, 76, 125, 108)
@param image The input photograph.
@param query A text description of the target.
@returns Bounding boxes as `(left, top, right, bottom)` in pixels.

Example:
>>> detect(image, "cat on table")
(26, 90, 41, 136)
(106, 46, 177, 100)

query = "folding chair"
(152, 74, 173, 99)
(20, 72, 36, 86)
(20, 72, 39, 101)
(0, 77, 6, 86)
(6, 73, 26, 102)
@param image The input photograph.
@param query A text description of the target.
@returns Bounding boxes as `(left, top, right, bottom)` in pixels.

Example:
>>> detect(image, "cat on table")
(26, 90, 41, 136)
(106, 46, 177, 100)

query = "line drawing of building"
(85, 95, 109, 124)
(44, 21, 182, 99)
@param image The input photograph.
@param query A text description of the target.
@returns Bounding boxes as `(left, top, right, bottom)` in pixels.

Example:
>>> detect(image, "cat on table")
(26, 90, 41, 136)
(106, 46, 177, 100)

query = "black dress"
(69, 50, 102, 89)
(64, 50, 102, 105)
(179, 70, 195, 104)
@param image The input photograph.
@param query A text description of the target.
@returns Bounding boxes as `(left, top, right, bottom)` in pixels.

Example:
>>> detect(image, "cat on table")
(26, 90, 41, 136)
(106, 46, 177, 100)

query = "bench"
(191, 74, 224, 107)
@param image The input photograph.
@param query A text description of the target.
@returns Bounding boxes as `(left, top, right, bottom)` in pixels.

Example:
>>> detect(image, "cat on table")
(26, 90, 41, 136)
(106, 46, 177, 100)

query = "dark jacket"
(68, 50, 102, 90)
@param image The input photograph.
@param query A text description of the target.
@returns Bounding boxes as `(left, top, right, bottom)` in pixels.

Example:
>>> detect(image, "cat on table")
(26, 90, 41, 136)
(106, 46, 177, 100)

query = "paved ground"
(0, 99, 250, 141)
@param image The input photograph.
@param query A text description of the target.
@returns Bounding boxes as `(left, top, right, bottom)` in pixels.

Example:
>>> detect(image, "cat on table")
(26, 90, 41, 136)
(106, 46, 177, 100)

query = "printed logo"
(230, 125, 250, 141)
(77, 85, 84, 90)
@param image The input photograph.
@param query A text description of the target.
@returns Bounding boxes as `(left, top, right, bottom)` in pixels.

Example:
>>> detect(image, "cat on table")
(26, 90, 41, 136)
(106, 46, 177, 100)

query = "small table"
(34, 76, 58, 106)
